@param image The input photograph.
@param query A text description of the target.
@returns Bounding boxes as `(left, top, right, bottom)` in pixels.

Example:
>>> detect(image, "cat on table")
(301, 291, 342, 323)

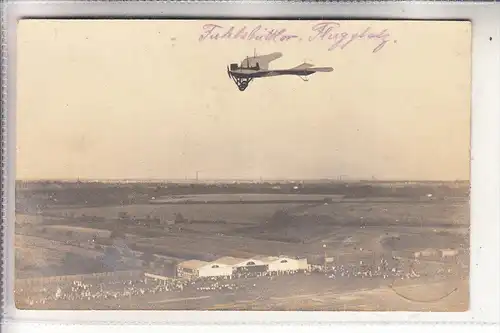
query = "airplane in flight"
(227, 51, 333, 91)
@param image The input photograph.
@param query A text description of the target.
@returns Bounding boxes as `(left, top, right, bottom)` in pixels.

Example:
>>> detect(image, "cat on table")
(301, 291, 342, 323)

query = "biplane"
(227, 51, 333, 91)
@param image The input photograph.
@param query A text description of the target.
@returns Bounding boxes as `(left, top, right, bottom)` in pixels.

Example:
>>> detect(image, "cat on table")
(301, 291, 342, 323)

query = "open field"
(21, 196, 469, 267)
(46, 202, 301, 224)
(16, 270, 468, 311)
(150, 193, 346, 204)
(41, 225, 112, 238)
(15, 235, 108, 279)
(129, 223, 468, 261)
(15, 182, 470, 310)
(44, 198, 469, 231)
(301, 201, 468, 225)
(205, 278, 469, 311)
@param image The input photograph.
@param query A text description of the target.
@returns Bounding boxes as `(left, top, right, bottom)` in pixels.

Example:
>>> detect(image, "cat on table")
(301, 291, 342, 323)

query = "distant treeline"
(15, 182, 469, 208)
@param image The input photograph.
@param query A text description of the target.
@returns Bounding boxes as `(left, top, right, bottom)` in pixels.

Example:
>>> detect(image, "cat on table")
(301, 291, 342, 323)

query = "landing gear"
(230, 75, 253, 91)
(233, 77, 252, 91)
(227, 66, 253, 92)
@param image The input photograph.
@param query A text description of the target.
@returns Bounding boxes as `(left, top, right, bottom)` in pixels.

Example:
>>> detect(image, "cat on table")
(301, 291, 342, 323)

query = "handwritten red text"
(199, 24, 299, 43)
(309, 22, 391, 53)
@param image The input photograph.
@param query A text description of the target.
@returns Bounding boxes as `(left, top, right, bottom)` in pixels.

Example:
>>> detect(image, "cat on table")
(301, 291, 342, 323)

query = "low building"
(274, 257, 308, 271)
(177, 259, 233, 279)
(252, 255, 309, 272)
(200, 263, 234, 278)
(440, 248, 459, 258)
(207, 256, 270, 274)
(420, 248, 439, 257)
(324, 257, 335, 264)
(177, 260, 210, 279)
(413, 248, 439, 259)
(230, 257, 269, 273)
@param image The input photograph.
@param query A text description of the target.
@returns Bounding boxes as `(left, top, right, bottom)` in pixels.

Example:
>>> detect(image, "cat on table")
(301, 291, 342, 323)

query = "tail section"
(310, 67, 334, 72)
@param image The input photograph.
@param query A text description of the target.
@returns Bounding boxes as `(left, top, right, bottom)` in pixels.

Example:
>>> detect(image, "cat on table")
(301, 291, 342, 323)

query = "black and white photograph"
(14, 19, 471, 311)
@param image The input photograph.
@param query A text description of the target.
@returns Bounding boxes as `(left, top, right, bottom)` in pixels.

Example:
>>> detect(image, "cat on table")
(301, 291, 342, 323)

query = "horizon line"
(15, 177, 470, 183)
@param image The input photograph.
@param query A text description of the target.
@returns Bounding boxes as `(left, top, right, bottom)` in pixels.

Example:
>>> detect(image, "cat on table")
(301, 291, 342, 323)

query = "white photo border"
(1, 0, 499, 328)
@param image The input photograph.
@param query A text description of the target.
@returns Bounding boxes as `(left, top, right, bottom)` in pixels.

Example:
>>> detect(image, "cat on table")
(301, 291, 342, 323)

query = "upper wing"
(240, 52, 283, 70)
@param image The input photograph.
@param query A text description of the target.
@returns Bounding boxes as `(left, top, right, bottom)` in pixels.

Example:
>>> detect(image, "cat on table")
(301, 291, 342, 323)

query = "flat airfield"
(21, 271, 468, 311)
(15, 181, 470, 310)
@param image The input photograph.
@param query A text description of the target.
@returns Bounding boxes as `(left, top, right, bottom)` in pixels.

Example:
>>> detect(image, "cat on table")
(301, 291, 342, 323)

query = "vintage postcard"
(15, 19, 471, 311)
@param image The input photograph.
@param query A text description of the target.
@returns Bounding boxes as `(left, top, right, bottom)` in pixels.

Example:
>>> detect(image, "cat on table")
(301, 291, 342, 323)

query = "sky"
(16, 20, 472, 181)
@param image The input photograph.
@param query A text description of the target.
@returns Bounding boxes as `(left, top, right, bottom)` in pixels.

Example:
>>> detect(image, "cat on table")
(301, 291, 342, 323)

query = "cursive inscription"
(309, 22, 391, 53)
(198, 22, 393, 53)
(199, 24, 299, 42)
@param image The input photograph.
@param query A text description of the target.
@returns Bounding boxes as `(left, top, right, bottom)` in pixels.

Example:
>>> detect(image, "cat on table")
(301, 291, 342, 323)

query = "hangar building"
(252, 255, 309, 272)
(177, 259, 233, 279)
(177, 255, 310, 279)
